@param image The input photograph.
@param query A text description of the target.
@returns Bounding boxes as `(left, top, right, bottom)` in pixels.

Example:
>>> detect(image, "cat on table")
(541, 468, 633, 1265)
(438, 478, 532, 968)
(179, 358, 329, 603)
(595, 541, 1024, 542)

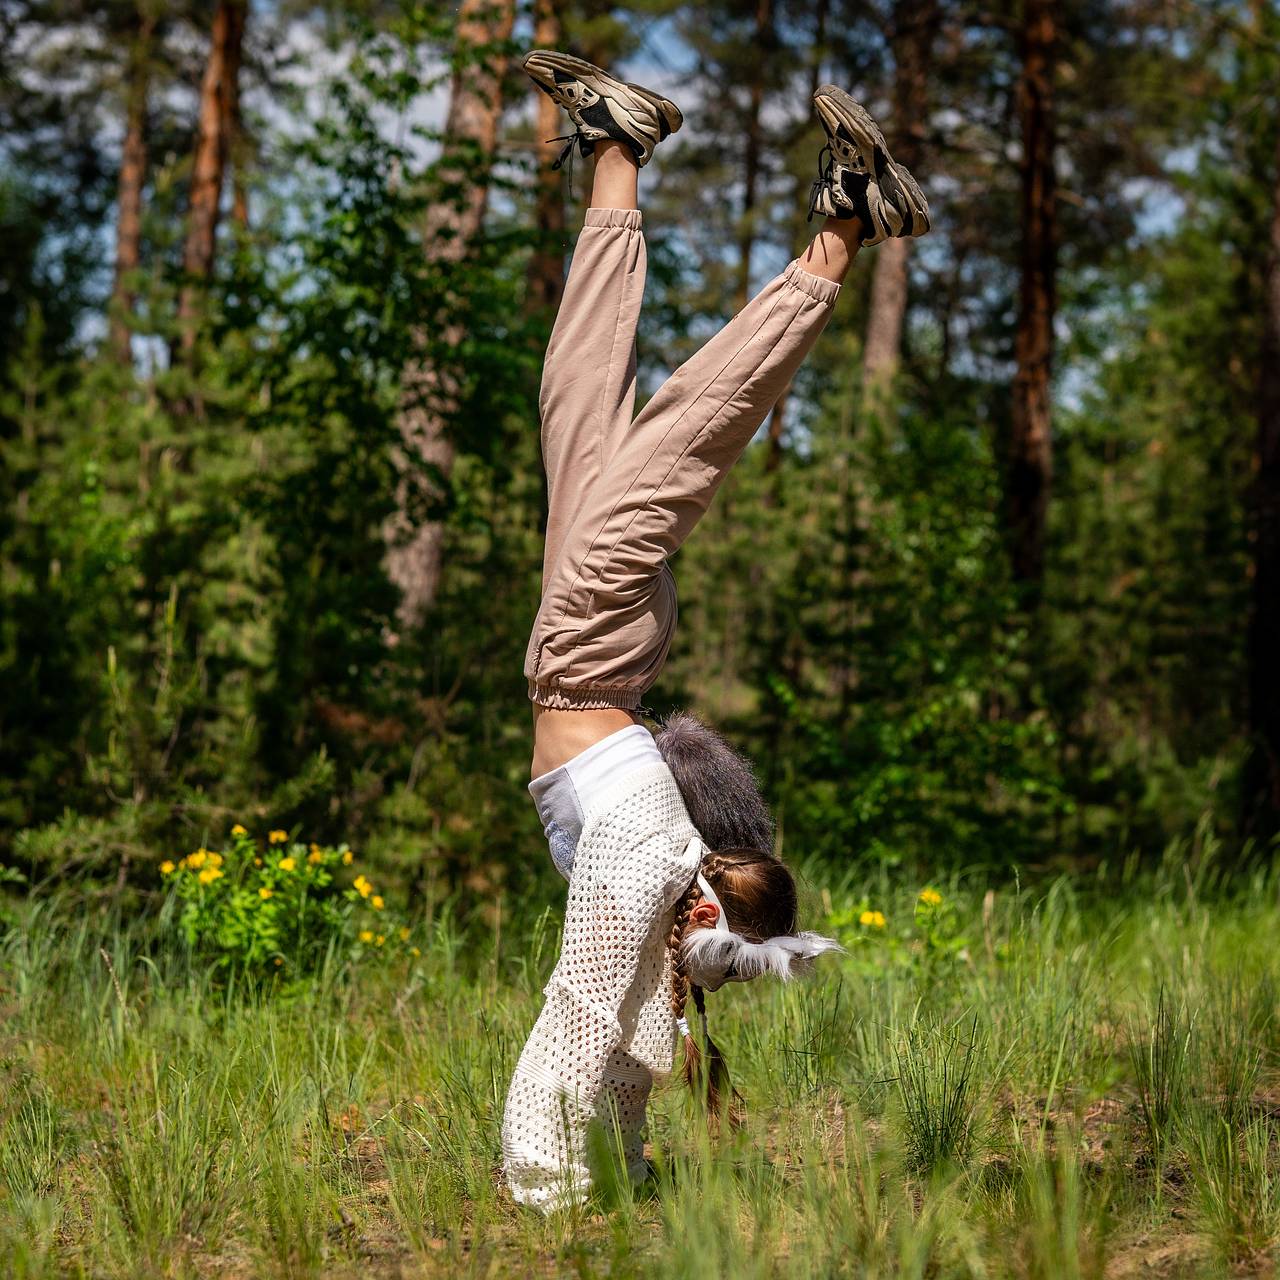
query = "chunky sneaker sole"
(522, 49, 682, 168)
(810, 85, 930, 245)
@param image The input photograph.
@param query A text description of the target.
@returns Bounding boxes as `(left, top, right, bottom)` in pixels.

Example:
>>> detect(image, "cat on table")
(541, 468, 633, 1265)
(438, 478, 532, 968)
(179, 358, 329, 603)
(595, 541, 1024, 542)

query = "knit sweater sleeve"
(501, 764, 698, 1211)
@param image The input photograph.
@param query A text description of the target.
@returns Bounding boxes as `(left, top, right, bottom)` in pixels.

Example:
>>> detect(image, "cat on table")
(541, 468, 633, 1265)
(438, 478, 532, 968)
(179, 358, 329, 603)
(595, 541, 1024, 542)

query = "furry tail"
(654, 712, 773, 854)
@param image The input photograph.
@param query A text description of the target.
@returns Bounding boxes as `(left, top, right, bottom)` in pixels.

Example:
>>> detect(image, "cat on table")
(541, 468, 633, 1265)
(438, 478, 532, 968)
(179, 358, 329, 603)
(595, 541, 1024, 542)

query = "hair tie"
(675, 1015, 691, 1038)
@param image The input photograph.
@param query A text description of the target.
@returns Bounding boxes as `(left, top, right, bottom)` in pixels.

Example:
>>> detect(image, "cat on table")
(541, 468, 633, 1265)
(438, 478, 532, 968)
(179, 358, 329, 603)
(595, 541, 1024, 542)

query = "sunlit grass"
(0, 854, 1278, 1277)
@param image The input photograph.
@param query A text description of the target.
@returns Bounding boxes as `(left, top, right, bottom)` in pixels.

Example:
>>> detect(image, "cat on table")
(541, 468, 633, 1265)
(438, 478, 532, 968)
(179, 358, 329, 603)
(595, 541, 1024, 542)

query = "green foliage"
(2, 857, 1275, 1273)
(160, 828, 409, 975)
(1127, 985, 1193, 1170)
(893, 1016, 985, 1176)
(2, 0, 1278, 892)
(1188, 1114, 1280, 1271)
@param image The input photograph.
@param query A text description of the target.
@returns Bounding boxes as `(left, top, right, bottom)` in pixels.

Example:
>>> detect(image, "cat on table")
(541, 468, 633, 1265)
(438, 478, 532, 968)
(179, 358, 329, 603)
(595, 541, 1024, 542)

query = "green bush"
(161, 827, 412, 975)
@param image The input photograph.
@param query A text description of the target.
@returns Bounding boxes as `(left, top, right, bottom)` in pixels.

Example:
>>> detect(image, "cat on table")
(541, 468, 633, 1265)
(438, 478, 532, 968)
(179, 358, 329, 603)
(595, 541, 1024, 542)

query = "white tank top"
(527, 724, 664, 880)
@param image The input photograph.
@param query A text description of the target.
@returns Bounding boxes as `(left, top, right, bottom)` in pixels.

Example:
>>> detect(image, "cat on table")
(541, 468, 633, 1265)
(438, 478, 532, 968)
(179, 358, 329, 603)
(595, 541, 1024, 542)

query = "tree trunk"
(1244, 123, 1280, 841)
(734, 0, 773, 313)
(177, 0, 246, 353)
(222, 1, 250, 231)
(109, 5, 154, 365)
(385, 0, 514, 630)
(863, 0, 938, 395)
(764, 0, 828, 482)
(109, 4, 153, 364)
(526, 0, 565, 314)
(1008, 0, 1057, 589)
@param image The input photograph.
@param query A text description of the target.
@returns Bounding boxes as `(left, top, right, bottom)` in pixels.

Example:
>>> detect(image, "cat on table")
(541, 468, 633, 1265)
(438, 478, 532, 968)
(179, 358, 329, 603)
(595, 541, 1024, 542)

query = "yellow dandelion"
(231, 823, 248, 837)
(207, 851, 223, 869)
(308, 849, 323, 865)
(342, 850, 354, 865)
(160, 860, 175, 875)
(259, 887, 273, 900)
(186, 850, 206, 869)
(198, 867, 223, 885)
(375, 935, 385, 947)
(371, 895, 384, 911)
(919, 888, 943, 907)
(859, 909, 886, 929)
(359, 929, 374, 944)
(410, 946, 421, 958)
(254, 857, 263, 867)
(353, 874, 372, 899)
(278, 857, 296, 872)
(398, 927, 411, 942)
(269, 829, 288, 844)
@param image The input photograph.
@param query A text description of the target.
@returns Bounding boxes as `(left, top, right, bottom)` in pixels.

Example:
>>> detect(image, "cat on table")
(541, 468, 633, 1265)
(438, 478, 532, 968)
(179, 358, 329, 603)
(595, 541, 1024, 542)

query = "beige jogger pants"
(526, 207, 841, 711)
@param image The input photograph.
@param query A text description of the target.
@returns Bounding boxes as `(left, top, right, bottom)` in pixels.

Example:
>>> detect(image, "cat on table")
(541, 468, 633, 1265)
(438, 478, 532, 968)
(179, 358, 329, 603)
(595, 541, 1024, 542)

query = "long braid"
(670, 862, 745, 1130)
(668, 880, 701, 1087)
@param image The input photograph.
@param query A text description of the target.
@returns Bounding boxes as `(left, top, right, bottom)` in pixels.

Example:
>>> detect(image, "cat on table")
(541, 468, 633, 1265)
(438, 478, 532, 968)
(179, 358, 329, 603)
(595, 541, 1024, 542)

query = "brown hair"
(668, 848, 799, 1127)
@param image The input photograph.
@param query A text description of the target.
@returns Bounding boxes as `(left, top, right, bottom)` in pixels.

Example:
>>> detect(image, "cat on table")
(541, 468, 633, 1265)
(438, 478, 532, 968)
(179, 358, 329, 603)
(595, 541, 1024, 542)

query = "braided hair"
(653, 713, 797, 1126)
(669, 848, 799, 1128)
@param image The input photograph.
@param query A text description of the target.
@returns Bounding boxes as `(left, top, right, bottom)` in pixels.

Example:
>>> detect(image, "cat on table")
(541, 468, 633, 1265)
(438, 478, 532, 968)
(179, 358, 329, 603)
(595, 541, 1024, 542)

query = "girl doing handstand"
(503, 50, 931, 1211)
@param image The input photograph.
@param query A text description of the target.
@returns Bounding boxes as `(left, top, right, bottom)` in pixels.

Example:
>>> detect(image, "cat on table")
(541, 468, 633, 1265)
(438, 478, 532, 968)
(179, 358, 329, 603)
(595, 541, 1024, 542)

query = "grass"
(0, 851, 1278, 1277)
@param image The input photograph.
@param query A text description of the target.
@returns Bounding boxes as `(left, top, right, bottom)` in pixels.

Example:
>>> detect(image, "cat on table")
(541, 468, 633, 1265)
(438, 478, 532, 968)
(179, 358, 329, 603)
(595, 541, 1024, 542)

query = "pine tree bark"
(764, 0, 828, 483)
(109, 4, 154, 365)
(1008, 0, 1057, 589)
(526, 0, 565, 314)
(734, 0, 773, 313)
(1244, 124, 1280, 840)
(222, 1, 249, 231)
(177, 0, 246, 353)
(385, 0, 514, 630)
(862, 0, 938, 394)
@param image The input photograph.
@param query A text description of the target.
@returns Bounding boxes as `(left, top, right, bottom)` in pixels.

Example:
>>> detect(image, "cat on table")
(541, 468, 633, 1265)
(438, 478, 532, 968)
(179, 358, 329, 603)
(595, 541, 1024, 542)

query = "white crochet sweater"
(502, 761, 701, 1211)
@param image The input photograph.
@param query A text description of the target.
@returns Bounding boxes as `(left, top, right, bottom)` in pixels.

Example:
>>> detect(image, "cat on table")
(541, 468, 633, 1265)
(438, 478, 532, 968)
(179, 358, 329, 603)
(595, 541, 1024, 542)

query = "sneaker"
(808, 85, 930, 245)
(522, 50, 682, 169)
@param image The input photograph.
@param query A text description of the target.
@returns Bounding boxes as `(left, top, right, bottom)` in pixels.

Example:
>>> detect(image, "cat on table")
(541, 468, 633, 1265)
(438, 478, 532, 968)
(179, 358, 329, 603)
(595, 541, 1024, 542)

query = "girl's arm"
(502, 767, 698, 1209)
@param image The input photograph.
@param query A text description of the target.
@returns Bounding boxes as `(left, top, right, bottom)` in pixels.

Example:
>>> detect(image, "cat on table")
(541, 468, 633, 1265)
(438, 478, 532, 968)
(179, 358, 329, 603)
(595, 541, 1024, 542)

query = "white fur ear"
(683, 928, 844, 991)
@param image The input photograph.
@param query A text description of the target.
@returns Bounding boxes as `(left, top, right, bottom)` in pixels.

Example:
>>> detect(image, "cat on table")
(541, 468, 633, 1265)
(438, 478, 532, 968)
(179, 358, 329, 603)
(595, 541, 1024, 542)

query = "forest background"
(2, 0, 1279, 909)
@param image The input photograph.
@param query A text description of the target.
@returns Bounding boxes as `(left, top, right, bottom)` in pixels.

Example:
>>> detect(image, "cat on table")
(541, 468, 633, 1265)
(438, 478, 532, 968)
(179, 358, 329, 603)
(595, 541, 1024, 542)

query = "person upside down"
(502, 49, 931, 1211)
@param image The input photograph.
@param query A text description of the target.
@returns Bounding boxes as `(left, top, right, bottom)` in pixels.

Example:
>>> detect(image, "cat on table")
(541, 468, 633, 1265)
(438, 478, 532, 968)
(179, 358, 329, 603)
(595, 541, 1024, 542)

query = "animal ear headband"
(682, 869, 844, 993)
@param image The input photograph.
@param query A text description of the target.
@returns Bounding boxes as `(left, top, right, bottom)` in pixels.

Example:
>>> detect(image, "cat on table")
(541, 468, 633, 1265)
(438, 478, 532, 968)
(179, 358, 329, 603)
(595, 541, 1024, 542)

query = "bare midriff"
(531, 705, 642, 778)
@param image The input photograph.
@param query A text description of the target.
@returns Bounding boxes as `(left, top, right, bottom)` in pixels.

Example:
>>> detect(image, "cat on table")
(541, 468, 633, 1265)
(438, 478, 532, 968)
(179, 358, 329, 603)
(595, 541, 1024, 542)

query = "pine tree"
(177, 0, 247, 355)
(385, 0, 515, 630)
(1008, 0, 1057, 591)
(108, 1, 156, 364)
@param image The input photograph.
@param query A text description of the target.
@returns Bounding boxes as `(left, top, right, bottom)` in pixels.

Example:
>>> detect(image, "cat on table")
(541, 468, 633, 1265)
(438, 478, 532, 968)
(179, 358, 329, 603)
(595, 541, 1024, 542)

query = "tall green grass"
(0, 854, 1278, 1276)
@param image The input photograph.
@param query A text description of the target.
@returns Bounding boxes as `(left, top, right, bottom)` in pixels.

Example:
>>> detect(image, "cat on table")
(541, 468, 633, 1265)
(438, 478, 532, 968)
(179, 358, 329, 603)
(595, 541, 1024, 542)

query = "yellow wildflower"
(359, 930, 374, 944)
(398, 927, 411, 942)
(160, 860, 175, 875)
(375, 935, 385, 947)
(353, 874, 372, 899)
(269, 830, 288, 844)
(308, 849, 323, 865)
(254, 857, 263, 867)
(279, 857, 296, 872)
(206, 851, 223, 869)
(259, 887, 273, 900)
(274, 957, 283, 966)
(371, 895, 384, 911)
(231, 823, 248, 837)
(186, 850, 206, 869)
(342, 850, 354, 865)
(198, 867, 223, 885)
(859, 909, 886, 929)
(410, 946, 421, 958)
(919, 888, 943, 907)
